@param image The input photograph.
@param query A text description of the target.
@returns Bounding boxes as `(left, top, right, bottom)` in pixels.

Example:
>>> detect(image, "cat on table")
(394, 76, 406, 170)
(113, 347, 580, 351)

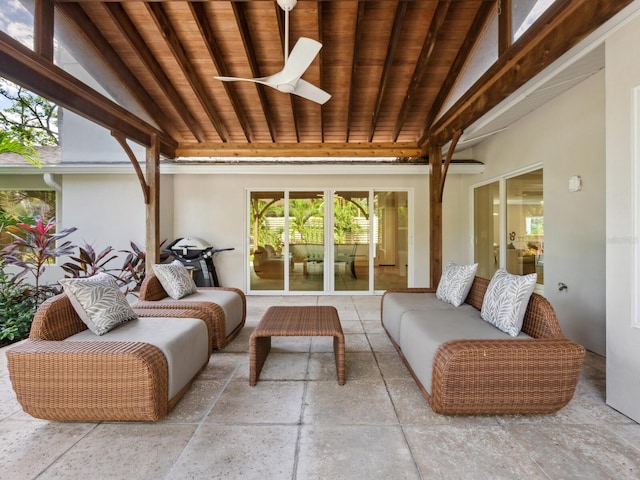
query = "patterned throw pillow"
(152, 260, 198, 299)
(436, 262, 479, 307)
(480, 269, 537, 336)
(59, 272, 138, 336)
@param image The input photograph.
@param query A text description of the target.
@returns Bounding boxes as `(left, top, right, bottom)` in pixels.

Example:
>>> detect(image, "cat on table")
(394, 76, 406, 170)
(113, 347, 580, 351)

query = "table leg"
(333, 334, 346, 385)
(249, 335, 271, 386)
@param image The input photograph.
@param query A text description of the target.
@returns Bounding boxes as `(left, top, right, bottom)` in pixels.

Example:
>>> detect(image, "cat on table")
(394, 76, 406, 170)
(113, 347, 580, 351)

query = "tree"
(0, 78, 58, 147)
(0, 131, 40, 167)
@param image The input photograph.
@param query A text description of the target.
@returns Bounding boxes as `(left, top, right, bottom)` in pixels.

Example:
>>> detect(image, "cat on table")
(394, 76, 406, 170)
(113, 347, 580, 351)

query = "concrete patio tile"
(36, 423, 195, 480)
(0, 348, 8, 378)
(317, 295, 354, 307)
(308, 351, 381, 382)
(361, 319, 385, 333)
(339, 320, 364, 334)
(162, 379, 228, 423)
(0, 420, 97, 480)
(200, 352, 247, 380)
(352, 296, 382, 310)
(0, 375, 22, 421)
(222, 326, 253, 353)
(342, 333, 371, 352)
(356, 307, 382, 321)
(366, 332, 396, 352)
(278, 296, 318, 305)
(303, 379, 397, 425)
(297, 425, 420, 480)
(374, 352, 412, 379)
(270, 335, 312, 352)
(205, 379, 304, 425)
(385, 378, 498, 426)
(252, 352, 309, 381)
(404, 424, 548, 480)
(611, 422, 640, 449)
(167, 425, 298, 480)
(505, 423, 640, 479)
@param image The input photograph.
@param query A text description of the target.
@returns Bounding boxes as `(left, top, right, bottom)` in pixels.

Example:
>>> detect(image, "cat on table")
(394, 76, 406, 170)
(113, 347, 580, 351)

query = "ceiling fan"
(215, 0, 331, 105)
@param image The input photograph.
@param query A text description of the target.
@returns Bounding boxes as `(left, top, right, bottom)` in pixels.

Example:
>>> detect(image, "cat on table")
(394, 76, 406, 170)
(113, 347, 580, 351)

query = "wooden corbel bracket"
(112, 132, 150, 204)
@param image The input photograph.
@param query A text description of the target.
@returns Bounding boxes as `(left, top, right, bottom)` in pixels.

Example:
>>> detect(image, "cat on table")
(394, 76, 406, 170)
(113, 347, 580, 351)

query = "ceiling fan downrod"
(278, 0, 297, 63)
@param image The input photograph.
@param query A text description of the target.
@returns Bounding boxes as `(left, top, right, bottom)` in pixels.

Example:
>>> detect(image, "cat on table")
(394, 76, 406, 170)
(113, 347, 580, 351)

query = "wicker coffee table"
(249, 305, 345, 386)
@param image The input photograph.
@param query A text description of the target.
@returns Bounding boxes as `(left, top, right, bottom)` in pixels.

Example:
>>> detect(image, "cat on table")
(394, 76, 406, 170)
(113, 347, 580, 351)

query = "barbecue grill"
(164, 237, 233, 287)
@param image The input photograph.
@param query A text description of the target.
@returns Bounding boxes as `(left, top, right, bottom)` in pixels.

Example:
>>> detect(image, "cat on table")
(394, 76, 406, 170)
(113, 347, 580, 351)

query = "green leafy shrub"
(0, 261, 36, 345)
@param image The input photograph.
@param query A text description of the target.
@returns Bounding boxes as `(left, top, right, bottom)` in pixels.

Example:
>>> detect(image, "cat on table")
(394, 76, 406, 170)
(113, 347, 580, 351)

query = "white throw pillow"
(480, 269, 537, 336)
(436, 262, 479, 307)
(59, 272, 138, 336)
(152, 260, 198, 299)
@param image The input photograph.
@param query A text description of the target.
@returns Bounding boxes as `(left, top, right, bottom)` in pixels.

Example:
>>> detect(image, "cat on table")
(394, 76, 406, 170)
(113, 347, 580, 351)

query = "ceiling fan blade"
(214, 75, 269, 86)
(279, 37, 322, 84)
(292, 79, 331, 105)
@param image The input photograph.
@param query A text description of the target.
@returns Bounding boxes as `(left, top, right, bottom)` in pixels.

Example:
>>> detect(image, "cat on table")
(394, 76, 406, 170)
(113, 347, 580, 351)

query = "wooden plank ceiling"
(50, 0, 493, 159)
(4, 0, 627, 160)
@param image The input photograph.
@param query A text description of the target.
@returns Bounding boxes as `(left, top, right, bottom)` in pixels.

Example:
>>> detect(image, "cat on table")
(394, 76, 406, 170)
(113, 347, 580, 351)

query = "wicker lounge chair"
(133, 274, 246, 349)
(7, 293, 211, 421)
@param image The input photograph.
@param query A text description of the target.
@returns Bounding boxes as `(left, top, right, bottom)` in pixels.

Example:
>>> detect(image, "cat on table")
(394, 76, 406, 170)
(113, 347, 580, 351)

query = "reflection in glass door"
(334, 192, 369, 291)
(505, 169, 543, 284)
(249, 191, 285, 291)
(289, 192, 325, 292)
(374, 191, 408, 290)
(474, 182, 500, 279)
(249, 189, 410, 293)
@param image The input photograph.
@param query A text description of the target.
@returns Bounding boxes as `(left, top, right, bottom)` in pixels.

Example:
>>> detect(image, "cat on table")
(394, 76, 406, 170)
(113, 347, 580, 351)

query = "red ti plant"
(2, 216, 76, 304)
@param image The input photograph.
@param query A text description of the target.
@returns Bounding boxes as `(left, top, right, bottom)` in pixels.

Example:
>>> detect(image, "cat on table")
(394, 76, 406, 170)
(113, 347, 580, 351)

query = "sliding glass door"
(248, 189, 410, 293)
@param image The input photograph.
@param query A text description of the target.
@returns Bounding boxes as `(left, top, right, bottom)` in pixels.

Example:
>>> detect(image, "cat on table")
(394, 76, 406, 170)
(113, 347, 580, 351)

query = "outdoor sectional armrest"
(133, 307, 216, 352)
(430, 338, 586, 415)
(7, 340, 169, 421)
(380, 288, 436, 321)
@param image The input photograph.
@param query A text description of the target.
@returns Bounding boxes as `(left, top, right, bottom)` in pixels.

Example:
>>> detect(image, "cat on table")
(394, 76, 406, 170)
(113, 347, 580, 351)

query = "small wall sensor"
(569, 175, 582, 192)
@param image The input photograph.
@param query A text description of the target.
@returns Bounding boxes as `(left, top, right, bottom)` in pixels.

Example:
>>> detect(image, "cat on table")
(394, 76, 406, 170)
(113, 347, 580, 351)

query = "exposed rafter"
(368, 0, 406, 143)
(231, 1, 278, 143)
(345, 1, 365, 142)
(146, 2, 229, 141)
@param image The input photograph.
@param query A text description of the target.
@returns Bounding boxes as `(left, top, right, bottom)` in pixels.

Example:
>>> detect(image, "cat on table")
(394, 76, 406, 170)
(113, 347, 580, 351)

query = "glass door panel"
(505, 169, 543, 283)
(289, 192, 325, 291)
(250, 191, 285, 291)
(334, 191, 369, 291)
(373, 191, 408, 290)
(474, 182, 500, 279)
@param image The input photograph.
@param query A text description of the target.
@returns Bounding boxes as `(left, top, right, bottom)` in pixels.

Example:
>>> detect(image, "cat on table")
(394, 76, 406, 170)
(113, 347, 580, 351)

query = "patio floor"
(1, 295, 639, 479)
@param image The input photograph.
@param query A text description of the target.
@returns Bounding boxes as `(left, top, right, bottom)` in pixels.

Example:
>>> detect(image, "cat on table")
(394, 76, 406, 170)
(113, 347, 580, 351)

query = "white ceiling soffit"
(447, 0, 640, 153)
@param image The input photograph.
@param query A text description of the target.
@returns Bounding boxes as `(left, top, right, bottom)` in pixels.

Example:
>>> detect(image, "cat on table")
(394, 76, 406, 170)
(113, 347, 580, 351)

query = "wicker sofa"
(7, 293, 212, 421)
(133, 274, 246, 349)
(381, 276, 585, 415)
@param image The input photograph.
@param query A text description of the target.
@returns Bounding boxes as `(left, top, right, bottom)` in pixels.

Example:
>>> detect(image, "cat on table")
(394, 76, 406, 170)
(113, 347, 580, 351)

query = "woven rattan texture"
(250, 306, 345, 386)
(29, 294, 88, 340)
(381, 276, 585, 415)
(136, 275, 246, 349)
(7, 340, 169, 421)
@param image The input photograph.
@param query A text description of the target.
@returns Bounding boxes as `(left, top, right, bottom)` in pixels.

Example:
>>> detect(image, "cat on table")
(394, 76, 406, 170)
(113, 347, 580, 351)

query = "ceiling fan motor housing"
(277, 0, 298, 12)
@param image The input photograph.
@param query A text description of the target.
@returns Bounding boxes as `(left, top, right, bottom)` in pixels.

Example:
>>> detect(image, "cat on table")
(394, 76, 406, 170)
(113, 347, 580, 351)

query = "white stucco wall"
(170, 171, 431, 291)
(451, 70, 607, 354)
(605, 13, 640, 422)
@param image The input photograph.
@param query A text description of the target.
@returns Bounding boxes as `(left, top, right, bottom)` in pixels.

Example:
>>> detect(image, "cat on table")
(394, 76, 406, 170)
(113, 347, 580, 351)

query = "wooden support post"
(429, 142, 443, 289)
(146, 134, 160, 274)
(34, 0, 54, 61)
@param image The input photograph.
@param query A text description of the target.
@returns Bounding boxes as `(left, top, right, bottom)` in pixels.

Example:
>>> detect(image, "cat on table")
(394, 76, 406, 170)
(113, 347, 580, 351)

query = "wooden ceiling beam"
(146, 2, 229, 142)
(0, 30, 176, 157)
(424, 0, 633, 149)
(498, 0, 512, 55)
(419, 1, 495, 147)
(34, 0, 54, 61)
(346, 1, 365, 142)
(176, 142, 422, 158)
(103, 2, 205, 142)
(190, 2, 253, 143)
(231, 1, 277, 142)
(392, 0, 451, 142)
(368, 0, 407, 143)
(58, 3, 182, 140)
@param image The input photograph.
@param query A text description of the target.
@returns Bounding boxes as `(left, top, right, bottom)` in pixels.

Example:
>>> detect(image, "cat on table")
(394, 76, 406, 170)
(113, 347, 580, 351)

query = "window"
(0, 190, 56, 248)
(474, 168, 543, 287)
